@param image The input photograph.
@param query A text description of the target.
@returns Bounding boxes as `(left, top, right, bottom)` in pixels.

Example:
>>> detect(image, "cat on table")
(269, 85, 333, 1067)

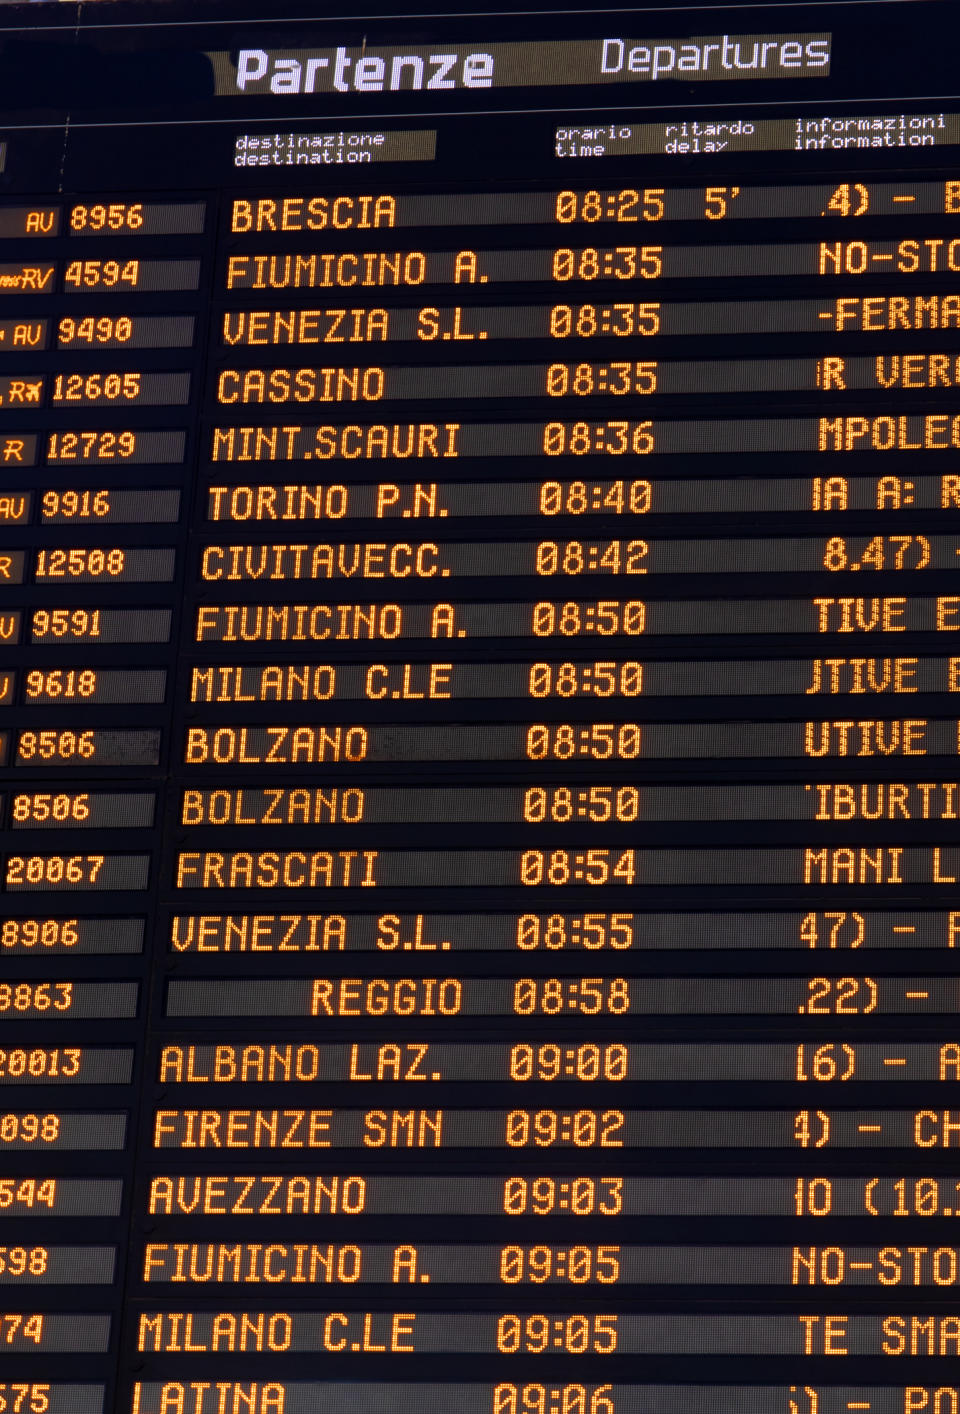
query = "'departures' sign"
(208, 33, 831, 96)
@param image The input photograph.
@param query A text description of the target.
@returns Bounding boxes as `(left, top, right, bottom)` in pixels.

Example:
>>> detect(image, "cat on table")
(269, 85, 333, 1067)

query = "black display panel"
(3, 1, 960, 1411)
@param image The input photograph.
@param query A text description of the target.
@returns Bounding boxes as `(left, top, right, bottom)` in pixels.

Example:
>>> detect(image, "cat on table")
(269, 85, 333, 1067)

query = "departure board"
(9, 0, 960, 1410)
